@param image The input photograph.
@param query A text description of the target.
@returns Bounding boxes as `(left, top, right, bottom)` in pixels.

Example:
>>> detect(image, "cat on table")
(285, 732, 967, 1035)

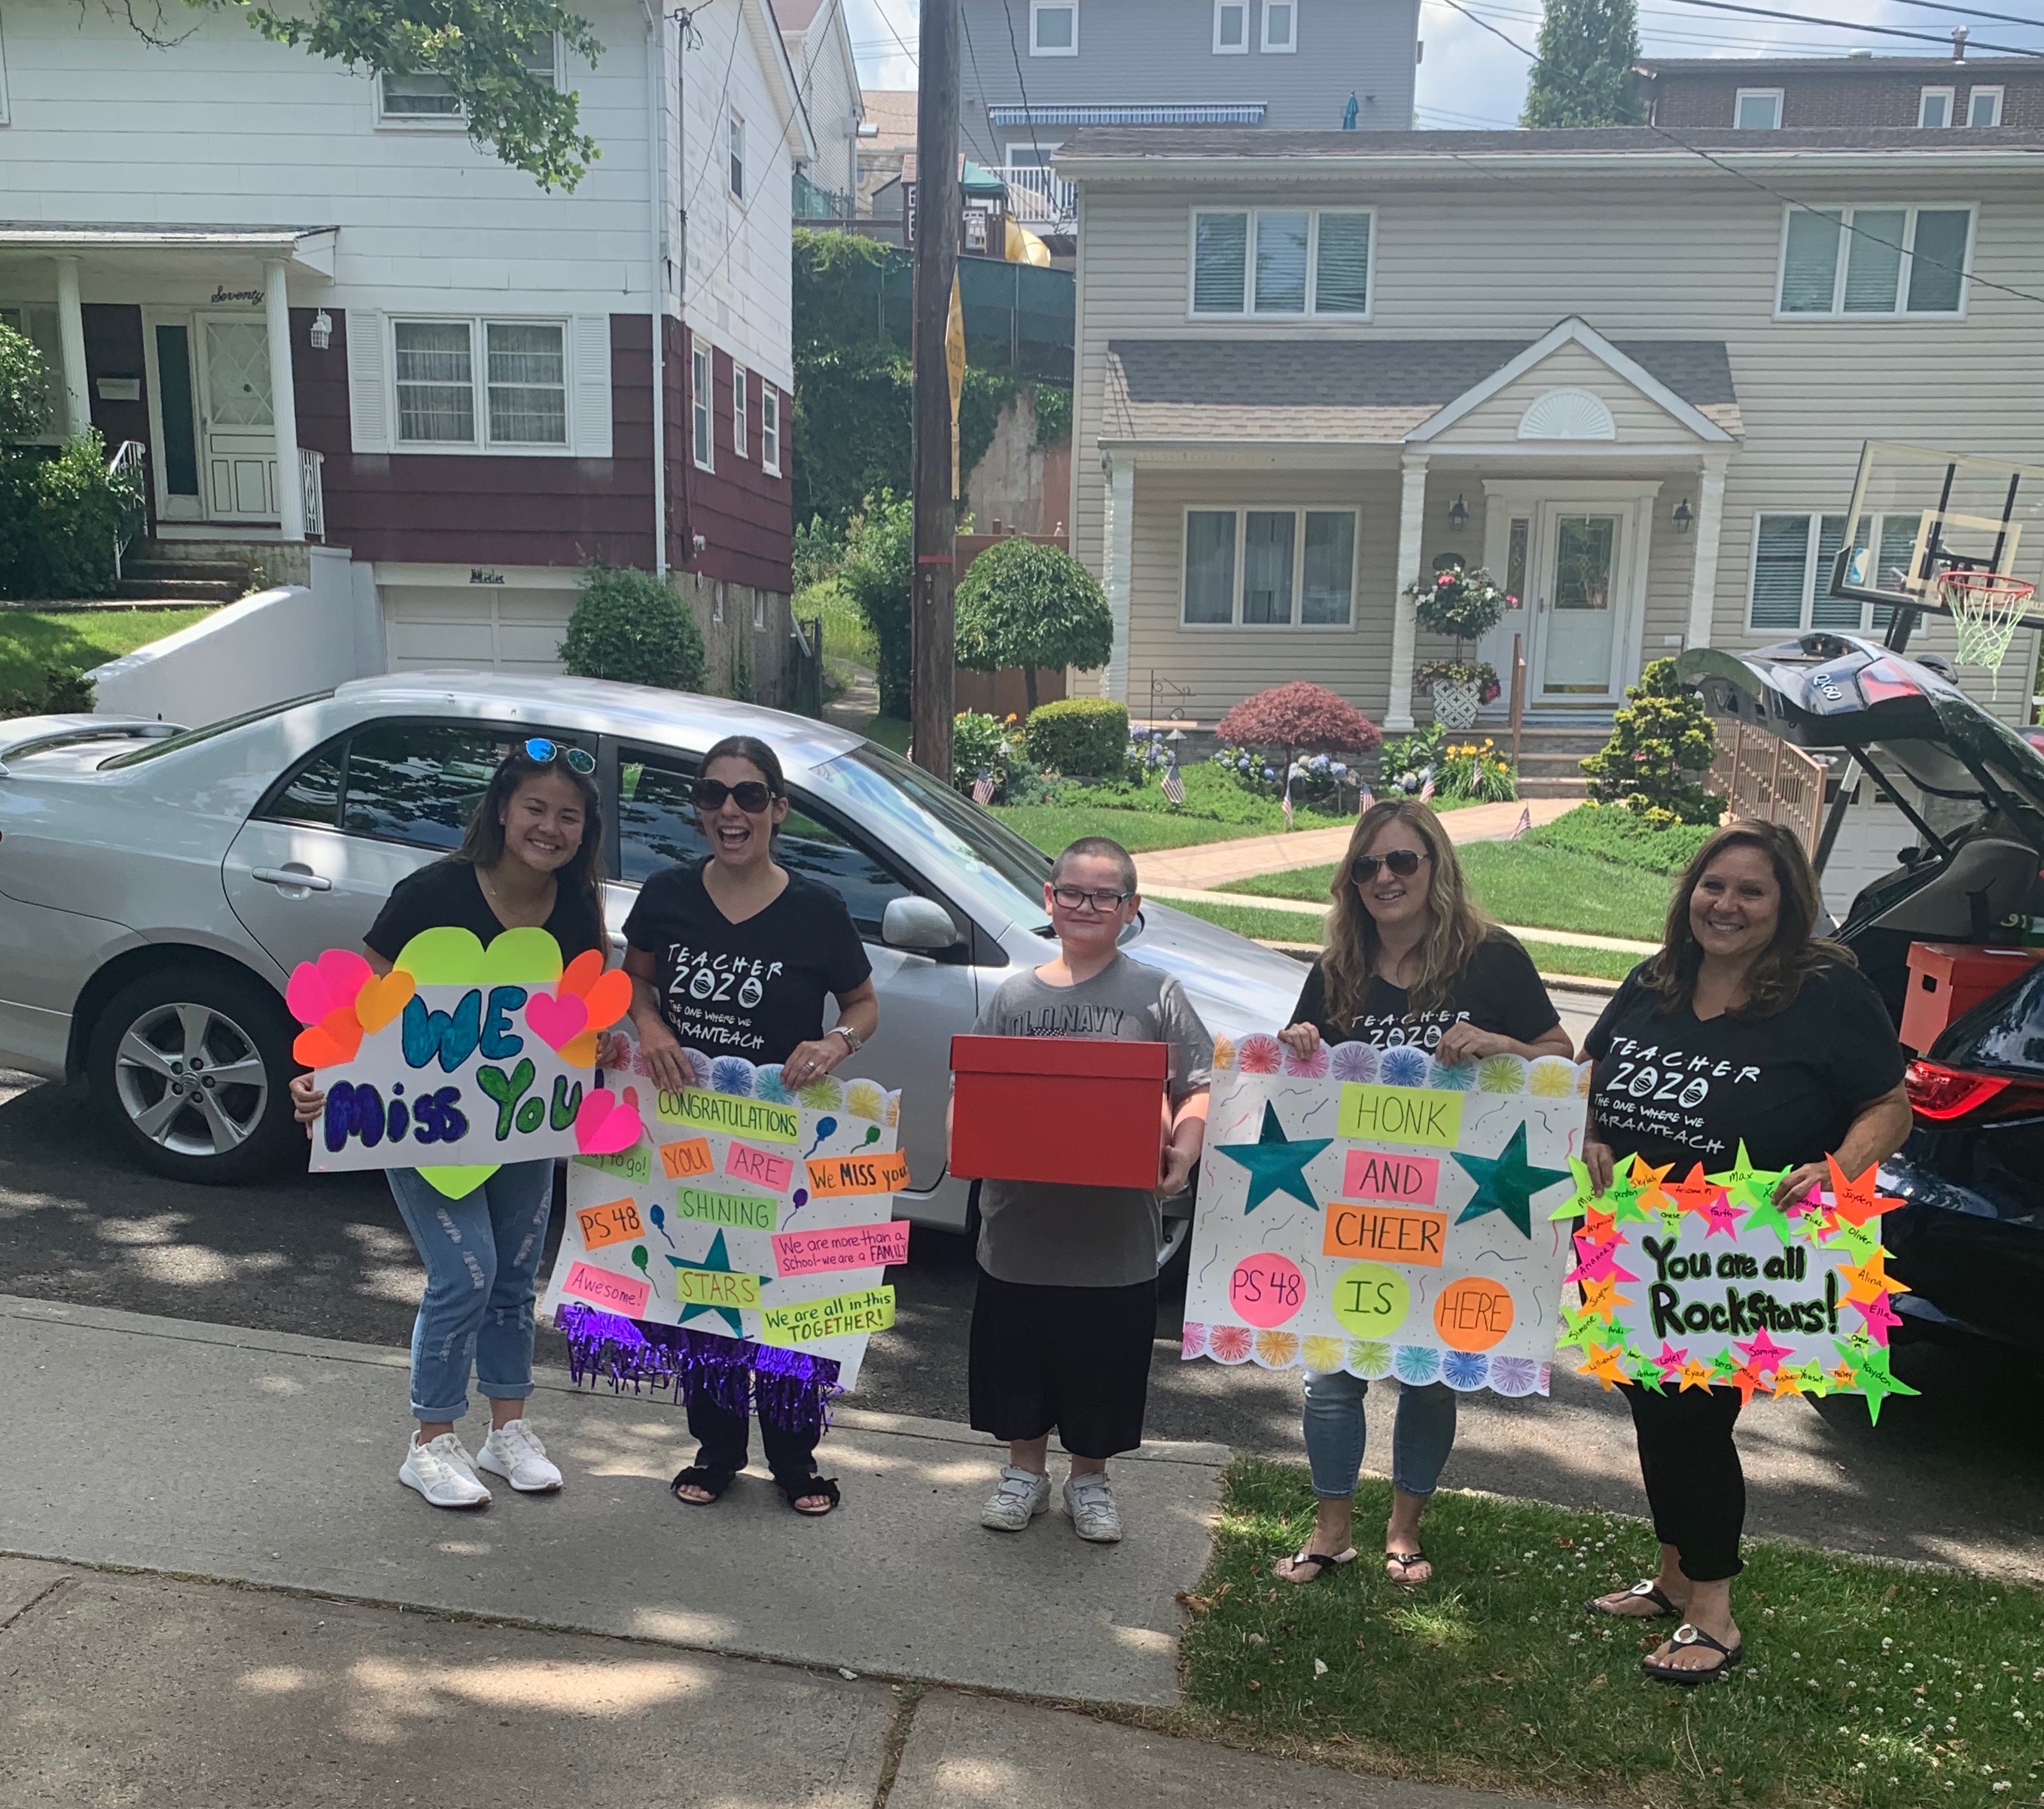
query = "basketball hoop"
(1936, 568, 2037, 695)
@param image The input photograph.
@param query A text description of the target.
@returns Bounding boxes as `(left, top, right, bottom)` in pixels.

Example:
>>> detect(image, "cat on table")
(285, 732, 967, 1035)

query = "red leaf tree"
(1214, 682, 1382, 778)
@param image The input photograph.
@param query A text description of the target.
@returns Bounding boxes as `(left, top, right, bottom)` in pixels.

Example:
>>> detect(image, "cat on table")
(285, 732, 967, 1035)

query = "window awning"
(0, 224, 338, 277)
(987, 104, 1266, 127)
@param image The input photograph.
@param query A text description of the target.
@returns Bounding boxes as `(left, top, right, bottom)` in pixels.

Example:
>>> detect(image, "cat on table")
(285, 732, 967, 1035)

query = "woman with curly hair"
(1274, 798, 1571, 1587)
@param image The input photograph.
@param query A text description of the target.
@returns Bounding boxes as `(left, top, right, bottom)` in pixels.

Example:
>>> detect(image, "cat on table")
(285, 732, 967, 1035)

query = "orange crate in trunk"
(1900, 941, 2044, 1054)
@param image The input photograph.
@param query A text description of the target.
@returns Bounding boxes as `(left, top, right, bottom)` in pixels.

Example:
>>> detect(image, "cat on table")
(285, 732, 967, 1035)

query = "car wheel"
(88, 965, 301, 1183)
(1157, 1211, 1194, 1296)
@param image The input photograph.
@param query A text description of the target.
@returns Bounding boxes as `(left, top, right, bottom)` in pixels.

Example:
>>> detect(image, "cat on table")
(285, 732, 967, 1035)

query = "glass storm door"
(1534, 510, 1622, 696)
(196, 317, 278, 520)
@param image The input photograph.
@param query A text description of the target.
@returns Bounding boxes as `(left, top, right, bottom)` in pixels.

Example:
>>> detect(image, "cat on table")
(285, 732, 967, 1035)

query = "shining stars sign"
(1183, 1035, 1587, 1396)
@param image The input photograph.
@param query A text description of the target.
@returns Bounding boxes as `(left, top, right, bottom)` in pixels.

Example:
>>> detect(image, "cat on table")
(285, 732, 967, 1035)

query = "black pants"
(1627, 1383, 1746, 1583)
(968, 1268, 1159, 1460)
(690, 1396, 820, 1485)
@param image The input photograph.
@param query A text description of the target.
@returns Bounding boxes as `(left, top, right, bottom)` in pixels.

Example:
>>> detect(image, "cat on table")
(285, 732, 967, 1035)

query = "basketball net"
(1936, 568, 2036, 697)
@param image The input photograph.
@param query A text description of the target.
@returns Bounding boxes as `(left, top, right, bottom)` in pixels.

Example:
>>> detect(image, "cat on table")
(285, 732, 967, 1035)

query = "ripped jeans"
(386, 1159, 556, 1423)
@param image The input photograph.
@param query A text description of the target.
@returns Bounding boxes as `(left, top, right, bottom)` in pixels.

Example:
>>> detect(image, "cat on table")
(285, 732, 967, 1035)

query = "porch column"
(1683, 453, 1730, 650)
(53, 257, 92, 437)
(264, 259, 306, 541)
(1101, 451, 1134, 703)
(1384, 452, 1429, 731)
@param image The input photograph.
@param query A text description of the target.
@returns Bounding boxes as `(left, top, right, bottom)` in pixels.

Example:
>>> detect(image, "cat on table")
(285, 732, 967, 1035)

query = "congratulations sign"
(1183, 1034, 1586, 1396)
(290, 932, 639, 1198)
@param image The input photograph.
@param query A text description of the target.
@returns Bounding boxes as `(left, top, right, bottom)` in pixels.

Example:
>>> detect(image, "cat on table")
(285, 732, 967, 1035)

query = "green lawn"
(0, 607, 214, 699)
(860, 713, 913, 756)
(1179, 1458, 2042, 1809)
(1221, 842, 1674, 944)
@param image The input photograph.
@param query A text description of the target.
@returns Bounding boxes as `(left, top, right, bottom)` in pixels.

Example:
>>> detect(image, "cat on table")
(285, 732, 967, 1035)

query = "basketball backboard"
(1830, 440, 2044, 627)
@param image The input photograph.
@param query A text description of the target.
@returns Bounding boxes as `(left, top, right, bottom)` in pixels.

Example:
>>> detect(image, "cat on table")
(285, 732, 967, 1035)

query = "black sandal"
(778, 1473, 841, 1516)
(1591, 1578, 1683, 1620)
(670, 1464, 737, 1505)
(1385, 1549, 1432, 1586)
(1641, 1623, 1743, 1686)
(1276, 1546, 1356, 1584)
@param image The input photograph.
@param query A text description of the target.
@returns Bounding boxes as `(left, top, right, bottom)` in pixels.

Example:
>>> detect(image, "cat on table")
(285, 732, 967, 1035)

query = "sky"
(836, 0, 2044, 130)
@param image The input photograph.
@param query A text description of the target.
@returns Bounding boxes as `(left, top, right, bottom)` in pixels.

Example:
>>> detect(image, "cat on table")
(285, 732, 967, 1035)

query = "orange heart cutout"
(559, 948, 606, 1000)
(294, 1005, 364, 1069)
(580, 969, 633, 1032)
(559, 1030, 599, 1069)
(354, 970, 416, 1035)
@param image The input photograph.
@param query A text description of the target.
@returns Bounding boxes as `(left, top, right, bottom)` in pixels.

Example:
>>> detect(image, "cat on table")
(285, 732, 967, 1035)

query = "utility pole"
(909, 0, 960, 782)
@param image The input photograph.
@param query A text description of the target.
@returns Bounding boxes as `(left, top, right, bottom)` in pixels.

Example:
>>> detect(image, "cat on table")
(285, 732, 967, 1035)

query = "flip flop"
(1277, 1546, 1357, 1584)
(1591, 1578, 1683, 1619)
(1385, 1549, 1432, 1587)
(1642, 1623, 1743, 1686)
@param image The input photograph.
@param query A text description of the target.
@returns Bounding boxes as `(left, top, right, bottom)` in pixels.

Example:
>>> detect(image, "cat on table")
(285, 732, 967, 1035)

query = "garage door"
(380, 583, 578, 672)
(1821, 785, 1914, 924)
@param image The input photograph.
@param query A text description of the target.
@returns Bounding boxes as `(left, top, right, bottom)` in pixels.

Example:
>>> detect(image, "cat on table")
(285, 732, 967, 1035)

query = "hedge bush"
(1527, 802, 1714, 876)
(837, 492, 913, 716)
(1025, 697, 1128, 778)
(0, 433, 139, 601)
(1580, 657, 1723, 827)
(559, 565, 706, 691)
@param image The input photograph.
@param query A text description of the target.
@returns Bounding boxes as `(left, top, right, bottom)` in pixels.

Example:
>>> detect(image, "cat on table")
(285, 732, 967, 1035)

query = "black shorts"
(967, 1267, 1159, 1460)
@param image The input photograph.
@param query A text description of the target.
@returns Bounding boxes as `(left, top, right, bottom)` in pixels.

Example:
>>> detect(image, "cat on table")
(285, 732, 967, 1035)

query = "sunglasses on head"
(693, 777, 778, 814)
(522, 737, 595, 775)
(1352, 848, 1429, 882)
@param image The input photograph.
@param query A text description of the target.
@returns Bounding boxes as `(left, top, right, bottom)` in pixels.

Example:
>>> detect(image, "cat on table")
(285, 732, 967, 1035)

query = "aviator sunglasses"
(1351, 848, 1430, 883)
(693, 777, 779, 814)
(522, 737, 596, 775)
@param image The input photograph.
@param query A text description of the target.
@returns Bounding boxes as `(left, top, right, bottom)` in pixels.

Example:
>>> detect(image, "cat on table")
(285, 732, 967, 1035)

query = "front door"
(195, 315, 279, 521)
(1532, 507, 1624, 699)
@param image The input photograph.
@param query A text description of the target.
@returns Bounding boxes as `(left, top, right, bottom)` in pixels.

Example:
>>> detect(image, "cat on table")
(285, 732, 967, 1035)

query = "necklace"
(480, 863, 554, 927)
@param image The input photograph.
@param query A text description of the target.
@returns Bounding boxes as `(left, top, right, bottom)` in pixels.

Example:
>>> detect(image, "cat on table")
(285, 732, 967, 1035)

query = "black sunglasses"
(1352, 848, 1429, 883)
(693, 777, 778, 814)
(522, 737, 595, 775)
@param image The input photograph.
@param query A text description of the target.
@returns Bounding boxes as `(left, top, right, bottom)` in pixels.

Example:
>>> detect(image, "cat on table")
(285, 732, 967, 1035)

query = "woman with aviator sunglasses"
(1272, 799, 1571, 1588)
(620, 734, 880, 1517)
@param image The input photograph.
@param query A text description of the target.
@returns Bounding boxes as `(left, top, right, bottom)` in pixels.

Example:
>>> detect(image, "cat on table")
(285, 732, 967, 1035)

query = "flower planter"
(1430, 675, 1483, 730)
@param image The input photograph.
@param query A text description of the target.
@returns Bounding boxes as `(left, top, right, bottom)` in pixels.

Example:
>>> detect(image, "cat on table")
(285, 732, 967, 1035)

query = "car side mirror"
(882, 895, 960, 952)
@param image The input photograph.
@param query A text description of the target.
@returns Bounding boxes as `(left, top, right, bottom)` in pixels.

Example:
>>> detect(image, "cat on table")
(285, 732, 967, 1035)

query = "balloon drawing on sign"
(648, 1203, 677, 1247)
(804, 1116, 839, 1159)
(784, 1186, 812, 1221)
(631, 1244, 657, 1296)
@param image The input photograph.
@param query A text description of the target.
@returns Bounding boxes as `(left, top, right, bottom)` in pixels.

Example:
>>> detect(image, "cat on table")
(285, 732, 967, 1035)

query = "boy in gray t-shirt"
(952, 837, 1212, 1544)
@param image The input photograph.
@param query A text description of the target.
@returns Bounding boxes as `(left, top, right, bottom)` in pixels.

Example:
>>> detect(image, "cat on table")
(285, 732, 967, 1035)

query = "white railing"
(107, 439, 148, 580)
(1002, 166, 1077, 229)
(300, 447, 324, 540)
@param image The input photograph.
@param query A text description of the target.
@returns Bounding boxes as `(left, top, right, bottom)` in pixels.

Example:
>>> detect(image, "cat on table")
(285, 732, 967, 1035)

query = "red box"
(1900, 941, 2044, 1053)
(949, 1035, 1169, 1189)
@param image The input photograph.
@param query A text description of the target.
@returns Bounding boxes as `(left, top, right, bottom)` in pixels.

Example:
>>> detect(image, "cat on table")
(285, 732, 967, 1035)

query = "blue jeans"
(1301, 1370, 1458, 1500)
(387, 1159, 556, 1423)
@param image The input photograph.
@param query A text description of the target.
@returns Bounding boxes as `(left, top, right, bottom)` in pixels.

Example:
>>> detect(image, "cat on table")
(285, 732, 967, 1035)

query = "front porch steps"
(114, 546, 257, 606)
(1503, 723, 1610, 801)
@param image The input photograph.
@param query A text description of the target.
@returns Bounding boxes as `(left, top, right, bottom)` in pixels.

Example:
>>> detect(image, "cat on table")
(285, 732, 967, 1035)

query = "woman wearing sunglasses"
(290, 738, 607, 1509)
(1273, 798, 1571, 1588)
(621, 733, 881, 1517)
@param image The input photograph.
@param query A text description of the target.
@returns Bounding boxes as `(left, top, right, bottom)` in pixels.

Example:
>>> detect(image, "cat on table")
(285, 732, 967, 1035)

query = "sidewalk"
(1141, 884, 1659, 955)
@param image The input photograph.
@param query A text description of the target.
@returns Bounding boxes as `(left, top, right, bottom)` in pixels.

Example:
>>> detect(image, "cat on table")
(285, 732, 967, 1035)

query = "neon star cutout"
(1550, 1155, 1598, 1223)
(1708, 1141, 1790, 1212)
(1577, 1338, 1627, 1390)
(1839, 1247, 1909, 1307)
(1564, 1236, 1638, 1286)
(1698, 1191, 1747, 1239)
(1852, 1290, 1905, 1346)
(1677, 1358, 1717, 1393)
(1650, 1340, 1690, 1384)
(1771, 1366, 1805, 1399)
(1735, 1326, 1793, 1375)
(1602, 1158, 1654, 1223)
(1822, 1212, 1884, 1260)
(1826, 1156, 1902, 1228)
(1577, 1275, 1634, 1322)
(1556, 1306, 1604, 1352)
(1628, 1156, 1675, 1214)
(1452, 1121, 1573, 1238)
(1631, 1358, 1668, 1394)
(1214, 1102, 1331, 1213)
(1741, 1189, 1799, 1247)
(1582, 1203, 1618, 1245)
(1663, 1162, 1728, 1218)
(666, 1230, 768, 1336)
(1727, 1362, 1768, 1407)
(1840, 1343, 1919, 1425)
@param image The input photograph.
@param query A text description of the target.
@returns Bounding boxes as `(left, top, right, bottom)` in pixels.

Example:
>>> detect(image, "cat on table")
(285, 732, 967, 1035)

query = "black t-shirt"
(365, 859, 608, 965)
(1290, 928, 1561, 1052)
(1582, 960, 1905, 1174)
(622, 859, 873, 1065)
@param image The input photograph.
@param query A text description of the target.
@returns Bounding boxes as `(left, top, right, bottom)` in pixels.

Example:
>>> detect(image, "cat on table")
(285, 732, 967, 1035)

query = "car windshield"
(806, 742, 1052, 930)
(98, 691, 334, 769)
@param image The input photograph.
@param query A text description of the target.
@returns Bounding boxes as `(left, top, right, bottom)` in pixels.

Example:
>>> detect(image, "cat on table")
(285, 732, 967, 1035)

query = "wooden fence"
(1707, 718, 1827, 856)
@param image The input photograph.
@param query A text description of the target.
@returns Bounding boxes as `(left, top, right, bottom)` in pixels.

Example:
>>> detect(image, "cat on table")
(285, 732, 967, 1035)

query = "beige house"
(1057, 126, 2044, 732)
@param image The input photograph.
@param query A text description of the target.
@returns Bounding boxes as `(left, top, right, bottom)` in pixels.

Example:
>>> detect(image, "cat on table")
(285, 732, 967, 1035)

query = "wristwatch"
(830, 1023, 864, 1054)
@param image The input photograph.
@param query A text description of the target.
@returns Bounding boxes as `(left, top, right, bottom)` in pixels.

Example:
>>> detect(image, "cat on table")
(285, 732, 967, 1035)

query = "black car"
(1679, 632, 2044, 1360)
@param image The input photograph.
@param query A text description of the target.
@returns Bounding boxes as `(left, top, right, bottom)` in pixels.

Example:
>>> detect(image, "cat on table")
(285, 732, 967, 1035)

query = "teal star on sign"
(1452, 1121, 1572, 1238)
(1214, 1101, 1331, 1214)
(667, 1229, 768, 1336)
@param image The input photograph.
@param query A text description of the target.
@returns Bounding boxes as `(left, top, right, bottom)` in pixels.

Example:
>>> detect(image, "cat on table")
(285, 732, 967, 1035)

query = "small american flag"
(1281, 775, 1295, 830)
(1161, 757, 1186, 807)
(1357, 783, 1374, 816)
(971, 768, 996, 806)
(1509, 804, 1532, 839)
(1418, 772, 1435, 802)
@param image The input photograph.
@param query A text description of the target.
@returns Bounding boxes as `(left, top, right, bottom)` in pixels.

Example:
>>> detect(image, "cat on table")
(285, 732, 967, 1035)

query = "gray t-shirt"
(967, 952, 1214, 1288)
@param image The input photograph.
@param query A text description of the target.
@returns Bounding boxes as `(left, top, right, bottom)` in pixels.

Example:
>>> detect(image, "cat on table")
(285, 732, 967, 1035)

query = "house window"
(1505, 516, 1531, 605)
(1031, 0, 1077, 54)
(1190, 209, 1374, 317)
(0, 304, 60, 438)
(1918, 86, 1954, 129)
(1733, 87, 1781, 129)
(1748, 511, 1918, 632)
(761, 385, 781, 474)
(728, 113, 745, 199)
(691, 344, 713, 470)
(732, 365, 748, 458)
(1262, 0, 1296, 51)
(381, 32, 557, 121)
(1214, 0, 1247, 53)
(394, 321, 477, 443)
(1777, 206, 1972, 317)
(1181, 508, 1357, 627)
(484, 322, 567, 444)
(1968, 86, 2003, 127)
(392, 319, 568, 447)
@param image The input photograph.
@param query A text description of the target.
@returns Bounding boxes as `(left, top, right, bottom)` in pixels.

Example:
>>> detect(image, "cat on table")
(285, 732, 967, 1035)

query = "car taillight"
(1905, 1058, 2044, 1123)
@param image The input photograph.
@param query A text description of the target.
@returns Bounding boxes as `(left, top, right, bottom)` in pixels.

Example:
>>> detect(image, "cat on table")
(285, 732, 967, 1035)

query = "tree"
(1579, 658, 1723, 826)
(1520, 0, 1643, 129)
(129, 0, 600, 187)
(0, 324, 52, 445)
(954, 538, 1112, 713)
(1214, 681, 1381, 781)
(559, 565, 706, 690)
(837, 492, 915, 717)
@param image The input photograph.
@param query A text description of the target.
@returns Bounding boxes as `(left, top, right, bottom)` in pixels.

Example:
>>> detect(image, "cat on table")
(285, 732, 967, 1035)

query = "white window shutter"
(571, 315, 613, 457)
(348, 312, 390, 454)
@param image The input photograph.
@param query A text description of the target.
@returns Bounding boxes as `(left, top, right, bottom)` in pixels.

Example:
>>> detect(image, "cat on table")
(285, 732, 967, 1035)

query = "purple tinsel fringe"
(556, 1304, 843, 1442)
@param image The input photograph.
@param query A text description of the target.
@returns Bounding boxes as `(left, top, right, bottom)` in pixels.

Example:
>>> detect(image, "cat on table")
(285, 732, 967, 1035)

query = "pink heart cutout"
(525, 988, 591, 1052)
(285, 947, 373, 1026)
(574, 1087, 644, 1156)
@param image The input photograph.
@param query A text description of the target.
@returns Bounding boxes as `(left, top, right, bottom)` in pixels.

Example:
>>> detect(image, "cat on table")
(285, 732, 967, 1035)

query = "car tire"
(87, 964, 303, 1184)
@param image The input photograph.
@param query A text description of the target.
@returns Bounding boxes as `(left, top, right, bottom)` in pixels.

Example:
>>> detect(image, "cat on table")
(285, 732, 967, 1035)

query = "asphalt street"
(2, 1039, 2039, 1584)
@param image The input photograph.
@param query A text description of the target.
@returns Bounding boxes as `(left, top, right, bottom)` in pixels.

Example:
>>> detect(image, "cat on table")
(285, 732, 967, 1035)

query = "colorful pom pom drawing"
(1327, 1041, 1378, 1083)
(1236, 1034, 1284, 1074)
(1281, 1040, 1330, 1079)
(1180, 1320, 1210, 1360)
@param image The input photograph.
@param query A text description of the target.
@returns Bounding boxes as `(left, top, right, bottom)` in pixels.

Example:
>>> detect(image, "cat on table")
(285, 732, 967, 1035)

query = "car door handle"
(251, 866, 334, 892)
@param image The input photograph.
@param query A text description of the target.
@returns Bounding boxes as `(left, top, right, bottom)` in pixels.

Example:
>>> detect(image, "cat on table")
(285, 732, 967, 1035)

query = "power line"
(1825, 0, 2044, 30)
(1656, 0, 2044, 56)
(999, 0, 1051, 178)
(957, 8, 1009, 169)
(1434, 0, 1543, 61)
(861, 0, 920, 69)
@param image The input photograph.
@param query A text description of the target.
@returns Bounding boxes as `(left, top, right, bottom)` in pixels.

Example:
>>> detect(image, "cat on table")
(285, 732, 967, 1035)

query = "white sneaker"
(477, 1419, 563, 1494)
(1063, 1472, 1123, 1543)
(400, 1432, 492, 1509)
(980, 1465, 1052, 1531)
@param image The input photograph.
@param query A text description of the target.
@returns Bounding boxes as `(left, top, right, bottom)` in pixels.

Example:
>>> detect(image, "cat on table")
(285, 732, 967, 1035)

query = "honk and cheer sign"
(1183, 1034, 1586, 1397)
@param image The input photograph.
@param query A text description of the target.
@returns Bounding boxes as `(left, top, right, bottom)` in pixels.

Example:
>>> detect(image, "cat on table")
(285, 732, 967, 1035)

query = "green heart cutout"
(394, 924, 563, 985)
(419, 1163, 500, 1198)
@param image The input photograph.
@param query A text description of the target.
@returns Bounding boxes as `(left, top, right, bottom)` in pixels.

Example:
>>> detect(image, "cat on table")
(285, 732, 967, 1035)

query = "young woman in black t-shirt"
(1581, 821, 1910, 1684)
(1274, 799, 1571, 1589)
(289, 742, 607, 1511)
(619, 733, 879, 1518)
